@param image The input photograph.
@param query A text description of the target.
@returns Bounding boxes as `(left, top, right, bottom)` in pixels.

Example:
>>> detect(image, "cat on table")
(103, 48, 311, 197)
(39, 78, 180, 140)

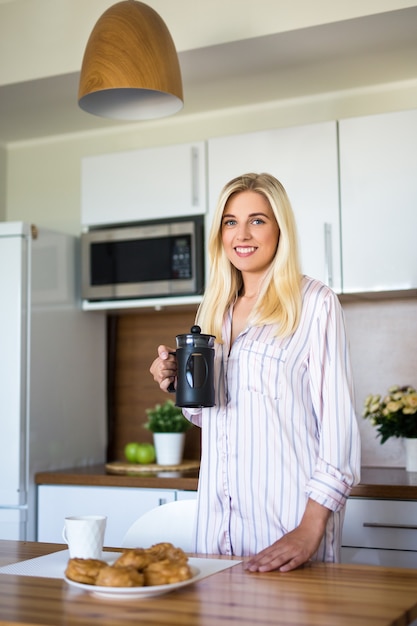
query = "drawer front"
(342, 498, 417, 551)
(342, 546, 417, 569)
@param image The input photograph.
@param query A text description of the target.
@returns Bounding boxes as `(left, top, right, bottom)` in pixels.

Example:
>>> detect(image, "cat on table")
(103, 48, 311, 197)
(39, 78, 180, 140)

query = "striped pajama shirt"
(184, 276, 361, 561)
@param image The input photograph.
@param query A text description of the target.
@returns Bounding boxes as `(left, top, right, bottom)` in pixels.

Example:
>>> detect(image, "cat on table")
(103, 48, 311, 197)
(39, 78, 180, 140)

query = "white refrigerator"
(0, 222, 107, 541)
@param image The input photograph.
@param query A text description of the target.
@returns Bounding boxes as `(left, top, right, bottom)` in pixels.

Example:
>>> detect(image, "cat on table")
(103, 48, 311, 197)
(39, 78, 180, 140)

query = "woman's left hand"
(243, 499, 331, 573)
(243, 527, 318, 572)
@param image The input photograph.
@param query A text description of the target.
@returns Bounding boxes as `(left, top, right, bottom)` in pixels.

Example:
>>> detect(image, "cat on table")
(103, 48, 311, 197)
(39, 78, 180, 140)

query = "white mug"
(62, 515, 107, 559)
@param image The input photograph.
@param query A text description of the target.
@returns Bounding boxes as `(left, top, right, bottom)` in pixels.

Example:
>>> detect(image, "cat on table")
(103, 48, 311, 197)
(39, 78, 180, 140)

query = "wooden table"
(1, 540, 417, 626)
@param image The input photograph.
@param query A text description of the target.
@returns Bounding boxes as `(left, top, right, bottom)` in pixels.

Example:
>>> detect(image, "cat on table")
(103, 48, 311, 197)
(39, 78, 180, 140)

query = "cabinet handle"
(324, 223, 333, 288)
(363, 522, 417, 531)
(191, 146, 199, 207)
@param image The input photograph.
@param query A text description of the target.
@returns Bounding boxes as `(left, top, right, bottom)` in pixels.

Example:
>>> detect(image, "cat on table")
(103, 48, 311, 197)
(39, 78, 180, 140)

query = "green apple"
(136, 442, 156, 464)
(124, 442, 140, 463)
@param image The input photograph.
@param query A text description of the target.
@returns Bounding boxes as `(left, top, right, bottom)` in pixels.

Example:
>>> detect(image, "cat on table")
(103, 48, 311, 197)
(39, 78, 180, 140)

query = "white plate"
(64, 566, 200, 599)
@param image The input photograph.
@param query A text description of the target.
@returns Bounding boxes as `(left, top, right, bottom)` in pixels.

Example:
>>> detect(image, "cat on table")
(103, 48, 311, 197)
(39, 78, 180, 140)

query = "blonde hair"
(196, 173, 302, 342)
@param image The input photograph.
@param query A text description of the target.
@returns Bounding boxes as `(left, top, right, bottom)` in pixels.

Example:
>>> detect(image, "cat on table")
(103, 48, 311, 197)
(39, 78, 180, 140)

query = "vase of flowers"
(363, 385, 417, 471)
(144, 400, 193, 465)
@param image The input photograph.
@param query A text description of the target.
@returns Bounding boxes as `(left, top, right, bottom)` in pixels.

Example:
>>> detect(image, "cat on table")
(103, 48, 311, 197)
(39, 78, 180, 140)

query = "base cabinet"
(37, 485, 177, 547)
(342, 497, 417, 569)
(38, 485, 417, 568)
(175, 490, 198, 501)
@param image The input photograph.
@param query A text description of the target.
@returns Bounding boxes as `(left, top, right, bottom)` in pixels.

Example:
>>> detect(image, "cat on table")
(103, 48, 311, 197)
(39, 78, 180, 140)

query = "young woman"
(150, 173, 361, 572)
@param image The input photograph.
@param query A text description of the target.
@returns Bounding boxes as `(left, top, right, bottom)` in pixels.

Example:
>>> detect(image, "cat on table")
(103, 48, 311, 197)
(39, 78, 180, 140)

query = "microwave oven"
(81, 215, 204, 301)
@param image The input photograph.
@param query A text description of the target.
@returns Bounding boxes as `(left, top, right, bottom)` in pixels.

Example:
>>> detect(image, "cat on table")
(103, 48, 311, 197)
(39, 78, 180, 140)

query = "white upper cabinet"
(81, 141, 207, 227)
(207, 122, 341, 291)
(339, 109, 417, 293)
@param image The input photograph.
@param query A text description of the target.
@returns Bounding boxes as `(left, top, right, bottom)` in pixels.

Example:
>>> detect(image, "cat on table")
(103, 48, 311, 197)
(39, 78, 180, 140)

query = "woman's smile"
(234, 245, 258, 257)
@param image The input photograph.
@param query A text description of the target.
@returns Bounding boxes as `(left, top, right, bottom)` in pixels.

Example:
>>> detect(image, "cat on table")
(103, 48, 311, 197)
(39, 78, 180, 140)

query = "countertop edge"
(350, 484, 417, 500)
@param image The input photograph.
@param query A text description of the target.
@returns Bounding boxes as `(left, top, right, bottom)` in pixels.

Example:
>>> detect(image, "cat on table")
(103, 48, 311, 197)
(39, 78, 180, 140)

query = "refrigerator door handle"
(0, 504, 28, 511)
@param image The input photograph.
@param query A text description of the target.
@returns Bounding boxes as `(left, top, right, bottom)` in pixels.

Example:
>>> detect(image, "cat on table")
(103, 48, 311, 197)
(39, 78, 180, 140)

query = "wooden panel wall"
(107, 308, 201, 462)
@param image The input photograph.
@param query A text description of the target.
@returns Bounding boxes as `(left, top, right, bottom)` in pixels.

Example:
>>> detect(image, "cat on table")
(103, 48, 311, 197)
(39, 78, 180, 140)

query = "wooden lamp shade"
(78, 0, 183, 120)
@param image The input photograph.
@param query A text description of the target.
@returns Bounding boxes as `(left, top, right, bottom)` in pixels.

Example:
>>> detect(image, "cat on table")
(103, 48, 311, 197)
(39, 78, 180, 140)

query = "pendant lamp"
(78, 0, 183, 120)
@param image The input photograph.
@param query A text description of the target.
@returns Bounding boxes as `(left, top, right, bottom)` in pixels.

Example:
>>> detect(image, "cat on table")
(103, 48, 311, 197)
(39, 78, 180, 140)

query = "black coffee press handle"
(167, 351, 176, 393)
(166, 327, 201, 393)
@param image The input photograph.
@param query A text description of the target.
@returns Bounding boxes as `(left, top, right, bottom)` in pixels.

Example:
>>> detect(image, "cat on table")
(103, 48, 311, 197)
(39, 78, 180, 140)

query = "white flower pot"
(404, 438, 417, 472)
(153, 433, 185, 466)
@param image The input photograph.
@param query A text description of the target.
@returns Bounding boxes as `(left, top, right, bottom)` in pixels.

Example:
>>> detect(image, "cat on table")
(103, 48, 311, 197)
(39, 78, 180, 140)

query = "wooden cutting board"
(105, 460, 200, 474)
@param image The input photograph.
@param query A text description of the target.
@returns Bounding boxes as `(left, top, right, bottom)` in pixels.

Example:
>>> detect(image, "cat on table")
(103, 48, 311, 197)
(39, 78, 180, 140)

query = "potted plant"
(144, 400, 193, 465)
(363, 384, 417, 470)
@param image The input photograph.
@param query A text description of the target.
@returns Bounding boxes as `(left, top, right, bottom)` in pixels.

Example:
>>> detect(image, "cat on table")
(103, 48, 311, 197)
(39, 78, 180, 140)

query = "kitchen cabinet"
(339, 108, 417, 293)
(207, 122, 341, 291)
(37, 485, 176, 547)
(81, 141, 207, 227)
(341, 497, 417, 568)
(175, 490, 198, 501)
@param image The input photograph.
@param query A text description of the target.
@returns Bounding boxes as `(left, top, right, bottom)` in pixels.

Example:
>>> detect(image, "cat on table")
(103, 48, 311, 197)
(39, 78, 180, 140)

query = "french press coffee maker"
(168, 325, 215, 408)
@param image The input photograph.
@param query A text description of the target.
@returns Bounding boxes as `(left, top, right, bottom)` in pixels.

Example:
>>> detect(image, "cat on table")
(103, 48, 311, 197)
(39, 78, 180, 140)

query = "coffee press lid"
(176, 325, 215, 348)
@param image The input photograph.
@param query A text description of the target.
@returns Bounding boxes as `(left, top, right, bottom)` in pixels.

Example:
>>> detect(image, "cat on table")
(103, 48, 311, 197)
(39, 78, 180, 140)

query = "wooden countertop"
(351, 466, 417, 499)
(35, 465, 417, 499)
(35, 463, 200, 491)
(1, 540, 417, 625)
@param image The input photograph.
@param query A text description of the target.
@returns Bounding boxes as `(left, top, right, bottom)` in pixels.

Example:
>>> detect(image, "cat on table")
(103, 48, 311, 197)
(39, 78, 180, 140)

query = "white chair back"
(121, 498, 197, 552)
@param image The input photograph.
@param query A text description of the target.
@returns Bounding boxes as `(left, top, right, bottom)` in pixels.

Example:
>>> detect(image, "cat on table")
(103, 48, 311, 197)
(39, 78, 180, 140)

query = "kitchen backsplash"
(108, 296, 416, 468)
(107, 308, 200, 462)
(343, 296, 417, 468)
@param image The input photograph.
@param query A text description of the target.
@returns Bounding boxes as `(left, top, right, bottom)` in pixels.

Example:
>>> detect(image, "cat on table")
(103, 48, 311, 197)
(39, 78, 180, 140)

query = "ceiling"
(0, 4, 417, 145)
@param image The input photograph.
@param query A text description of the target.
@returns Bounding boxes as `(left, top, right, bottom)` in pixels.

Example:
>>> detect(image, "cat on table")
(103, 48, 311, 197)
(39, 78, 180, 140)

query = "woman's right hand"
(149, 345, 177, 392)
